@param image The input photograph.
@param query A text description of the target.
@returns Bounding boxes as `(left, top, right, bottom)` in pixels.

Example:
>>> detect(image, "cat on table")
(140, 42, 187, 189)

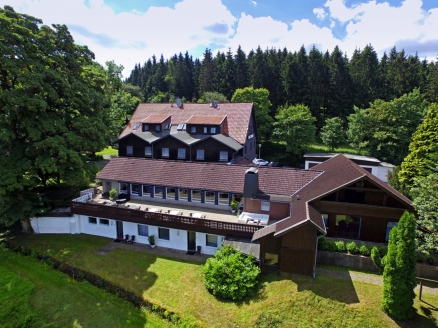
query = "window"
(88, 217, 97, 224)
(100, 219, 109, 226)
(177, 148, 186, 159)
(179, 188, 188, 201)
(204, 127, 207, 133)
(131, 184, 140, 195)
(119, 183, 128, 193)
(196, 149, 205, 160)
(265, 253, 278, 265)
(126, 146, 133, 155)
(158, 228, 170, 240)
(162, 148, 169, 158)
(218, 192, 229, 205)
(166, 187, 176, 199)
(155, 125, 161, 132)
(219, 151, 228, 161)
(261, 201, 270, 211)
(192, 190, 201, 202)
(206, 235, 218, 247)
(335, 215, 361, 239)
(385, 221, 398, 242)
(154, 186, 163, 198)
(191, 126, 196, 133)
(145, 146, 152, 156)
(138, 224, 149, 236)
(142, 185, 152, 197)
(210, 127, 216, 133)
(143, 124, 149, 131)
(205, 191, 215, 204)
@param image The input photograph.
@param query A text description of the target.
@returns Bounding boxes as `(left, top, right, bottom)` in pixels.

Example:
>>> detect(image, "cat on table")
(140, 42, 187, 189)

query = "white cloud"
(251, 1, 257, 7)
(313, 7, 327, 20)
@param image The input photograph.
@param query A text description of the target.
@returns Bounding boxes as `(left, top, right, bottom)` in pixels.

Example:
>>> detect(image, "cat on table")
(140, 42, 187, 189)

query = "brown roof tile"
(141, 115, 171, 123)
(121, 103, 253, 144)
(97, 157, 320, 196)
(185, 115, 227, 125)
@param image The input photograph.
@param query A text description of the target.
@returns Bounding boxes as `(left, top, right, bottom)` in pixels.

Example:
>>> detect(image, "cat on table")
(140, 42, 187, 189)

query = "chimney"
(243, 167, 259, 198)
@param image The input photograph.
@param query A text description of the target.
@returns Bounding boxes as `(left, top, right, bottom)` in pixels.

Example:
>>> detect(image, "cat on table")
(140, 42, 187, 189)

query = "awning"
(222, 237, 260, 260)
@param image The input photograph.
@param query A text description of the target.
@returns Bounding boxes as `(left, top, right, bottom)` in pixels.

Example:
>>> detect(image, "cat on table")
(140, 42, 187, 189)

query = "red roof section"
(97, 157, 320, 195)
(141, 115, 171, 123)
(185, 115, 227, 125)
(120, 103, 253, 144)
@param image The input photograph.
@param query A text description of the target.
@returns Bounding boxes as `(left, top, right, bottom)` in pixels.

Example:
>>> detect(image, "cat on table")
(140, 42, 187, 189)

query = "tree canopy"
(320, 117, 346, 151)
(0, 6, 110, 226)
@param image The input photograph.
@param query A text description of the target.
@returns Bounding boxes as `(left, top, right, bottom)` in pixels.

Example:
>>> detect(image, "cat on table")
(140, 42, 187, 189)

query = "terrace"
(71, 190, 264, 239)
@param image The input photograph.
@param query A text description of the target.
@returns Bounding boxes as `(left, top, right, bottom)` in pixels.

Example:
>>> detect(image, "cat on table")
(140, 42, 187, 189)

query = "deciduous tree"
(320, 117, 346, 151)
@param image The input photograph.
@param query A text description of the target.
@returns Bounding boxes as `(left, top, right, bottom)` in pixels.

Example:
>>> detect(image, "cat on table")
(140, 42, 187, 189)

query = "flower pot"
(151, 245, 155, 248)
(231, 209, 236, 213)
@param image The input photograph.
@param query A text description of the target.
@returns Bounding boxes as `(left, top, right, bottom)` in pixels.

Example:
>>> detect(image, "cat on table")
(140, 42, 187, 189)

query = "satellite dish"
(176, 97, 182, 108)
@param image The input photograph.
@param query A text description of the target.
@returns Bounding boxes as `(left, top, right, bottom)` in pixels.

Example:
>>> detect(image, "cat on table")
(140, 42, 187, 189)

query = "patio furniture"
(128, 235, 135, 244)
(123, 234, 129, 244)
(116, 199, 126, 205)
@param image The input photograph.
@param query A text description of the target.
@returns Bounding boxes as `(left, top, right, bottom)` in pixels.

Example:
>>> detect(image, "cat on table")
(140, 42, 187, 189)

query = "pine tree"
(308, 46, 329, 129)
(234, 45, 249, 89)
(382, 211, 417, 320)
(199, 48, 214, 95)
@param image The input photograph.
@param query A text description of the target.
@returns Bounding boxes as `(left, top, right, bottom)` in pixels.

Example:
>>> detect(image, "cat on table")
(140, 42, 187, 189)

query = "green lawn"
(11, 234, 438, 328)
(96, 146, 118, 157)
(307, 143, 370, 156)
(0, 246, 169, 328)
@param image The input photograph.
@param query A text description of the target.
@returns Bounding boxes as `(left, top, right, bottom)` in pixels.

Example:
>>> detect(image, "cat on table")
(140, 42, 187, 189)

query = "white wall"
(79, 215, 116, 239)
(31, 217, 73, 234)
(196, 232, 223, 255)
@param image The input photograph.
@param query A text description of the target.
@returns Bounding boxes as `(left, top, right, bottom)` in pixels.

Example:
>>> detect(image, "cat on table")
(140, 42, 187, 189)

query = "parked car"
(252, 158, 269, 166)
(268, 161, 284, 167)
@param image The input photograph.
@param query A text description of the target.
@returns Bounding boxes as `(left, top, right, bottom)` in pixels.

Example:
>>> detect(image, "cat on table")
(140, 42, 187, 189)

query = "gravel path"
(317, 267, 438, 295)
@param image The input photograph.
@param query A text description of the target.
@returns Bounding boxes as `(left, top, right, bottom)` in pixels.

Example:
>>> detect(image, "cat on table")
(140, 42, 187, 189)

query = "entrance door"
(116, 221, 123, 239)
(187, 231, 196, 251)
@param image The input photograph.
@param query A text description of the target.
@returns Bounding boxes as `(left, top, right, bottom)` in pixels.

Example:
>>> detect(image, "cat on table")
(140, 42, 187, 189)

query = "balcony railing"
(71, 201, 261, 238)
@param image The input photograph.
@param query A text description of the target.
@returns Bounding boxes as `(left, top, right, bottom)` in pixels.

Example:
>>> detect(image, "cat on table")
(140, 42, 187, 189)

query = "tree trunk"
(21, 219, 34, 234)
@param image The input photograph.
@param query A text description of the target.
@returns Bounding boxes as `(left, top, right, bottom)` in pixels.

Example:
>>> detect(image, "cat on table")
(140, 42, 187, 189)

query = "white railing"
(80, 188, 95, 196)
(73, 188, 95, 203)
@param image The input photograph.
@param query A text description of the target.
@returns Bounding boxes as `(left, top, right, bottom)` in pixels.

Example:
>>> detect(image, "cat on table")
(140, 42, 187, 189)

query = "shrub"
(335, 241, 346, 252)
(426, 254, 435, 265)
(346, 242, 359, 254)
(378, 246, 388, 258)
(202, 245, 260, 300)
(371, 247, 384, 273)
(416, 252, 425, 263)
(359, 244, 371, 256)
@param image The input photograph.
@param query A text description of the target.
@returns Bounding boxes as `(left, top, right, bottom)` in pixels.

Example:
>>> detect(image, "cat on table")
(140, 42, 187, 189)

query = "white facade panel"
(31, 217, 71, 234)
(196, 232, 223, 255)
(79, 215, 116, 239)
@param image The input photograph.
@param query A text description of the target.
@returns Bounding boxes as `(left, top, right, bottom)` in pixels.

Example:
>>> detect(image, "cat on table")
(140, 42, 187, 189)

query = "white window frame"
(162, 148, 169, 158)
(261, 201, 270, 211)
(158, 227, 170, 240)
(219, 151, 228, 161)
(145, 146, 152, 157)
(126, 146, 133, 155)
(196, 149, 205, 160)
(205, 191, 215, 204)
(138, 224, 149, 237)
(177, 148, 186, 159)
(206, 234, 218, 247)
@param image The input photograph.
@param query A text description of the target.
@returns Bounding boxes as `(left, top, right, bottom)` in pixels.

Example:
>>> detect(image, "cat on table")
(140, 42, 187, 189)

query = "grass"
(11, 234, 438, 328)
(307, 143, 370, 156)
(96, 146, 118, 157)
(0, 245, 169, 328)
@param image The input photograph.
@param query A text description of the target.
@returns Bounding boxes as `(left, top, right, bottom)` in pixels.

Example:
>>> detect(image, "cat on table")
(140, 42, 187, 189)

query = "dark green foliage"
(197, 91, 229, 103)
(382, 211, 417, 320)
(318, 237, 337, 252)
(335, 241, 346, 252)
(426, 254, 435, 265)
(320, 117, 346, 151)
(371, 247, 384, 273)
(202, 245, 260, 300)
(359, 244, 371, 256)
(346, 242, 360, 254)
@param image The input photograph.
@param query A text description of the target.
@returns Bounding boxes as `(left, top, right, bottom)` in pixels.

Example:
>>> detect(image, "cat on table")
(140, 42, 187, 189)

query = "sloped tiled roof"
(141, 115, 171, 123)
(120, 103, 253, 144)
(253, 154, 413, 241)
(97, 157, 320, 195)
(185, 115, 227, 125)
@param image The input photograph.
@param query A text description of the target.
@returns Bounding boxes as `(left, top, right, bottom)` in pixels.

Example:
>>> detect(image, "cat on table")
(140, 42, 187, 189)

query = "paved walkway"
(317, 267, 438, 295)
(95, 241, 438, 295)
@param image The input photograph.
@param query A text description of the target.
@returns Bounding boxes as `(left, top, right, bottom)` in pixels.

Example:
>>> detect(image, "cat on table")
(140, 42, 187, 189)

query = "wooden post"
(419, 279, 423, 301)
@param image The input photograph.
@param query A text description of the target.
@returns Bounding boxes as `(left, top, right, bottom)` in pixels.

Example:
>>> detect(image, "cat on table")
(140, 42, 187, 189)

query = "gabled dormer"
(185, 115, 227, 135)
(141, 115, 172, 133)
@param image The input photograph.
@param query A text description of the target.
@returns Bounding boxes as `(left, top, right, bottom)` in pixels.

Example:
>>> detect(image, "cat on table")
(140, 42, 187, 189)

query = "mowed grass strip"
(96, 146, 118, 157)
(13, 234, 438, 328)
(0, 247, 169, 328)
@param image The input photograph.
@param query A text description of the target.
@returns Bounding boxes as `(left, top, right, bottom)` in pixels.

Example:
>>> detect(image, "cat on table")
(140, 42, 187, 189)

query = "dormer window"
(204, 127, 207, 134)
(155, 125, 161, 132)
(191, 126, 196, 133)
(143, 124, 149, 131)
(126, 146, 133, 156)
(210, 127, 216, 134)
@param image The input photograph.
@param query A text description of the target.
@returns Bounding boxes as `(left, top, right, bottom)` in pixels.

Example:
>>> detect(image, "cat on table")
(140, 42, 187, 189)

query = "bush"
(378, 246, 388, 258)
(359, 244, 371, 256)
(335, 241, 346, 252)
(346, 242, 359, 254)
(202, 245, 260, 300)
(426, 254, 435, 265)
(371, 247, 384, 273)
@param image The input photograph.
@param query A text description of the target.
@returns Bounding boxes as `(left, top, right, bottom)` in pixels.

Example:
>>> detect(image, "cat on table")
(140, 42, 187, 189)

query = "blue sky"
(2, 0, 437, 77)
